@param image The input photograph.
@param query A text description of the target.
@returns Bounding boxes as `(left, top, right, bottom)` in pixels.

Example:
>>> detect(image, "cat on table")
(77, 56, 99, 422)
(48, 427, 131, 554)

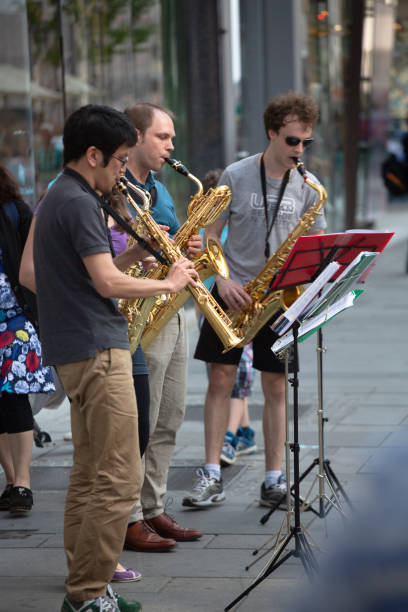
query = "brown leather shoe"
(146, 512, 202, 542)
(125, 520, 177, 552)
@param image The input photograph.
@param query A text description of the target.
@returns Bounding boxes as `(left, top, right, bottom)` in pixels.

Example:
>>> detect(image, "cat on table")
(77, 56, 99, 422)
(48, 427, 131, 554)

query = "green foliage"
(27, 0, 156, 67)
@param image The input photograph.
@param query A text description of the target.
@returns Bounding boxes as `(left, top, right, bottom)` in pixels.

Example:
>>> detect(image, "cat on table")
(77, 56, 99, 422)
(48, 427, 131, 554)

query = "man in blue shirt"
(122, 103, 203, 551)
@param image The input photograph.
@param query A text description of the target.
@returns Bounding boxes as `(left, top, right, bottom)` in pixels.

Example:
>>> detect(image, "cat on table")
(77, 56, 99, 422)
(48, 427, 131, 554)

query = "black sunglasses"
(285, 136, 314, 148)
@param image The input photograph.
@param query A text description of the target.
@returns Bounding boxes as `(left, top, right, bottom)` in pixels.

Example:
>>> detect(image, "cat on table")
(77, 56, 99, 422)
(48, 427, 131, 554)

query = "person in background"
(0, 164, 55, 516)
(200, 169, 257, 468)
(220, 342, 257, 466)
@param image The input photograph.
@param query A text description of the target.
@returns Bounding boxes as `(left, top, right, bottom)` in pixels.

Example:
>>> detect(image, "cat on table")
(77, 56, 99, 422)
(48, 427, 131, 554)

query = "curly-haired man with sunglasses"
(184, 92, 326, 509)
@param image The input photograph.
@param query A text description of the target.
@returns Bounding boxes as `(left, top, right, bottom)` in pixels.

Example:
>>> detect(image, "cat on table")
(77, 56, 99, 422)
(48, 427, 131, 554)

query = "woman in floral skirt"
(0, 164, 54, 515)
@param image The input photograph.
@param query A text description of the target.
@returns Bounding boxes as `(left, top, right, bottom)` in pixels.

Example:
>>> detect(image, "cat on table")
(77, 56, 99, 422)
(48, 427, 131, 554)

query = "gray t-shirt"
(219, 154, 327, 285)
(34, 171, 129, 366)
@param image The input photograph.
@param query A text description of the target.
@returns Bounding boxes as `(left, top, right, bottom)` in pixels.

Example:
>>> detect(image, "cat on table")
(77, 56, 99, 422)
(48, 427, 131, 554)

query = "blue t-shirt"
(125, 169, 180, 236)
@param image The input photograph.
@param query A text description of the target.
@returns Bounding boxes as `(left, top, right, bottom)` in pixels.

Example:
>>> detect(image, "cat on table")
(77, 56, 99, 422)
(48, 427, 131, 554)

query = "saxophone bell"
(193, 237, 229, 282)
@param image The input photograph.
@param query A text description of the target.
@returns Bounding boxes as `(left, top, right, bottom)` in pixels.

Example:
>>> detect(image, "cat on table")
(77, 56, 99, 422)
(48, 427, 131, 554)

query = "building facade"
(0, 0, 400, 230)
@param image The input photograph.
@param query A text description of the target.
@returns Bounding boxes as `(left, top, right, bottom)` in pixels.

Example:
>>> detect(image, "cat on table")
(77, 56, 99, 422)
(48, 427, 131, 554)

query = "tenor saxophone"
(227, 158, 327, 348)
(140, 157, 232, 350)
(117, 177, 242, 354)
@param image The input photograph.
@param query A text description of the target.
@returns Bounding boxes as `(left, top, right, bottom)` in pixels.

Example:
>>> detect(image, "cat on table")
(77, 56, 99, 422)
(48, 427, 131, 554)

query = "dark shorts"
(194, 285, 293, 373)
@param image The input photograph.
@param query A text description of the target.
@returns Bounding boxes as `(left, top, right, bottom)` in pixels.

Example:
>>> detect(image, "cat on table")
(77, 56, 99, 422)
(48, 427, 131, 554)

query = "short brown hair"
(263, 92, 319, 138)
(124, 102, 175, 135)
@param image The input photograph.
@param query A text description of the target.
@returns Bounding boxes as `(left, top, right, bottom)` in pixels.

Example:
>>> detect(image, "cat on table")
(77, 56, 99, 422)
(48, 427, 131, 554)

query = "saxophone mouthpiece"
(165, 157, 190, 177)
(293, 157, 305, 177)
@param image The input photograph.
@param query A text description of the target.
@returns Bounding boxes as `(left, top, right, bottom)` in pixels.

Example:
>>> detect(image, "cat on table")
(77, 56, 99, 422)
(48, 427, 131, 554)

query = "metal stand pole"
(225, 323, 319, 612)
(297, 329, 352, 520)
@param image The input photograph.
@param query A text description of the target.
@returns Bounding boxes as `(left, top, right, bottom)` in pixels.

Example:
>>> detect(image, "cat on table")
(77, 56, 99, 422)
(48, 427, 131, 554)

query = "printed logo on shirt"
(249, 193, 297, 225)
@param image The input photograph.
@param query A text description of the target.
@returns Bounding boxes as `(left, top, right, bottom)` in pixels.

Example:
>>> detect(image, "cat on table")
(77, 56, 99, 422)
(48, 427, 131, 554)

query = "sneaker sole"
(235, 445, 258, 456)
(182, 492, 226, 507)
(259, 495, 286, 509)
(9, 506, 32, 515)
(111, 575, 142, 582)
(220, 454, 236, 466)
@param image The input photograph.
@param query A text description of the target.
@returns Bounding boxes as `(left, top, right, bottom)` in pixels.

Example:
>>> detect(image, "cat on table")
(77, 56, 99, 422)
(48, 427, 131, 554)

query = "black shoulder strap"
(260, 154, 290, 259)
(101, 199, 168, 265)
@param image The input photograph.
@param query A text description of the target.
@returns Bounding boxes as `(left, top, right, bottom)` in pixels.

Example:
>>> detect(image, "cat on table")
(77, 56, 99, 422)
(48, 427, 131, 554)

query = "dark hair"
(63, 104, 137, 166)
(107, 192, 133, 234)
(263, 92, 319, 138)
(202, 168, 223, 192)
(124, 102, 175, 135)
(0, 164, 23, 207)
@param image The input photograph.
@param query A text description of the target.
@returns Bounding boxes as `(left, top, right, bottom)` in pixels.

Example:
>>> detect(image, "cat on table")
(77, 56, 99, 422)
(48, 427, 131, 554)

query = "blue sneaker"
(235, 426, 257, 456)
(220, 430, 237, 465)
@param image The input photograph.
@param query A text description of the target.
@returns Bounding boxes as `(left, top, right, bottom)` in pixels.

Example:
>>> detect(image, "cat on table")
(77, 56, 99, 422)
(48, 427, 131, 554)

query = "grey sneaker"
(182, 468, 225, 507)
(259, 476, 287, 508)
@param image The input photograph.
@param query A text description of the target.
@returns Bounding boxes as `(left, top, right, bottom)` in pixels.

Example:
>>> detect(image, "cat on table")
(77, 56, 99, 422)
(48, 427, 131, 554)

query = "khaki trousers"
(57, 348, 141, 602)
(129, 310, 187, 523)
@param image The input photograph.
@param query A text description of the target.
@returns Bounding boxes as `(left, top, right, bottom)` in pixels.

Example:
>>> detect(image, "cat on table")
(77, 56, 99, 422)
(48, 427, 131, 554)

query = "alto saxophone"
(140, 157, 232, 350)
(227, 158, 327, 348)
(117, 177, 242, 354)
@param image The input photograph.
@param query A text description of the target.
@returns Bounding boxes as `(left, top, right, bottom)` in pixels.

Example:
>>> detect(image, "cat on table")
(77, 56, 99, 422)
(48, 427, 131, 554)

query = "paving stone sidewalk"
(0, 214, 407, 611)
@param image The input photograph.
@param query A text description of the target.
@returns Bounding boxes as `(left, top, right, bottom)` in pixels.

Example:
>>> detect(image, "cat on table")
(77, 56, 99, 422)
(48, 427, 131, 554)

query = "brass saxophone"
(227, 158, 327, 348)
(117, 177, 242, 354)
(140, 157, 232, 350)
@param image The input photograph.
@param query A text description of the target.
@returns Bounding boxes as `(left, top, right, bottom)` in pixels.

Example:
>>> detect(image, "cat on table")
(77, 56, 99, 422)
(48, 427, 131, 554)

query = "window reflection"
(0, 0, 162, 204)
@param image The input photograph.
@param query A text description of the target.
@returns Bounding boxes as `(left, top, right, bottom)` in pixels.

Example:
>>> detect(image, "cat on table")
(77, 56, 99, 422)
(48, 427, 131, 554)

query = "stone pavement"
(1, 206, 407, 612)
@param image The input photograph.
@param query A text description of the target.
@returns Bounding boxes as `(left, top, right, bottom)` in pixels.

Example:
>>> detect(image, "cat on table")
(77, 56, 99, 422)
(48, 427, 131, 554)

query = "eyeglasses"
(110, 153, 129, 167)
(284, 136, 314, 148)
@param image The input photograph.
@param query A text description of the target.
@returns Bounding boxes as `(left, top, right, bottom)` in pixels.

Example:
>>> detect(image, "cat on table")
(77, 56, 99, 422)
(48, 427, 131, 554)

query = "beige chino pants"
(57, 348, 141, 602)
(129, 310, 187, 523)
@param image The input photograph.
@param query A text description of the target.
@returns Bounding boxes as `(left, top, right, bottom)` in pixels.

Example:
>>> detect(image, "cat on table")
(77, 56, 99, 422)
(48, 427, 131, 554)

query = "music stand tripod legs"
(298, 328, 352, 520)
(225, 323, 319, 612)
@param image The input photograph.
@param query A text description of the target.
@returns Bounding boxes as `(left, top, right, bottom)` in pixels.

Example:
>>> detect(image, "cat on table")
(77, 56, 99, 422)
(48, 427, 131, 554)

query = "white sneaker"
(182, 468, 225, 507)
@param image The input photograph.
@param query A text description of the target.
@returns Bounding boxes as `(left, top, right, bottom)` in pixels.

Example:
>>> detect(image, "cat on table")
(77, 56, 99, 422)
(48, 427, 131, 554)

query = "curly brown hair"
(263, 92, 319, 138)
(0, 164, 22, 207)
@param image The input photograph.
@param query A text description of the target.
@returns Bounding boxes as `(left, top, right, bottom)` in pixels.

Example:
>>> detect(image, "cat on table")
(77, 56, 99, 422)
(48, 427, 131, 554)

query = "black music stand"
(261, 231, 393, 523)
(225, 322, 319, 612)
(224, 232, 394, 611)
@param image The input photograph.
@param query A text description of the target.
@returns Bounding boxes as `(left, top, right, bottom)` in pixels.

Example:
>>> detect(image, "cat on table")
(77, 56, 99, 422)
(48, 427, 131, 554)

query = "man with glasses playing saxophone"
(184, 92, 326, 509)
(121, 103, 203, 552)
(29, 104, 198, 612)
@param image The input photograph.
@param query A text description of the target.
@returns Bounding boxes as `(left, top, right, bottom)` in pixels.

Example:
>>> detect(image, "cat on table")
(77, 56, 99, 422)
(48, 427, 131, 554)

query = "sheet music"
(272, 290, 363, 355)
(302, 251, 377, 319)
(271, 261, 340, 337)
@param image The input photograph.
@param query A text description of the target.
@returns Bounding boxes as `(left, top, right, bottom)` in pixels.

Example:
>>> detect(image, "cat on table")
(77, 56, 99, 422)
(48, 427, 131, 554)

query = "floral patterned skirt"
(0, 313, 55, 394)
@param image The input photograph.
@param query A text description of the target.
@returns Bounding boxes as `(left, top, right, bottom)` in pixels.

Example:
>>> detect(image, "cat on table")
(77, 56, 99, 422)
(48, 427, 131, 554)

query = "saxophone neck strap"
(260, 154, 290, 259)
(101, 199, 168, 266)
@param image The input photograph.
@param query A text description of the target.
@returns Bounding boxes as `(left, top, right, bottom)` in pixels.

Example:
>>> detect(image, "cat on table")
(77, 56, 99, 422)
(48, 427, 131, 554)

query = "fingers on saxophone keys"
(176, 257, 198, 287)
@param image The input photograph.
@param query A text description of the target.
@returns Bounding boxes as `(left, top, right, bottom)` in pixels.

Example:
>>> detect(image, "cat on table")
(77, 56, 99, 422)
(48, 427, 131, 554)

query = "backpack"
(381, 153, 408, 195)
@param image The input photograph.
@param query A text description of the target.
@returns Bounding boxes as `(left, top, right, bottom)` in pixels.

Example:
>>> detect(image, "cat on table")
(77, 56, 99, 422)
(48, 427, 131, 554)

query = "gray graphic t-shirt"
(218, 154, 327, 285)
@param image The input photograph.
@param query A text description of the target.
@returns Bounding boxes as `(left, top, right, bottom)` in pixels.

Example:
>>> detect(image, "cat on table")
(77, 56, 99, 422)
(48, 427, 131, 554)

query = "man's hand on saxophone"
(165, 257, 199, 294)
(185, 234, 203, 258)
(215, 276, 252, 312)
